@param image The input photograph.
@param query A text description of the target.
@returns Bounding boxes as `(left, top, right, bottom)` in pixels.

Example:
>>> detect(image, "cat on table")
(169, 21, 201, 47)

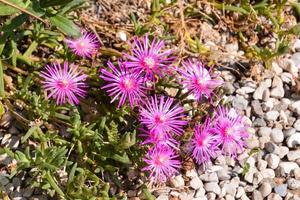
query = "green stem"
(0, 60, 5, 98)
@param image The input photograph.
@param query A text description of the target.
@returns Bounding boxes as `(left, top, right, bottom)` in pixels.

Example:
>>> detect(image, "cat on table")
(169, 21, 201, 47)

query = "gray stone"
(287, 150, 300, 161)
(253, 118, 267, 127)
(283, 128, 296, 138)
(223, 182, 236, 196)
(237, 86, 255, 94)
(251, 100, 264, 116)
(271, 128, 284, 143)
(259, 182, 272, 197)
(290, 101, 300, 115)
(200, 172, 218, 182)
(274, 184, 287, 197)
(291, 53, 300, 68)
(265, 142, 276, 153)
(265, 110, 279, 121)
(217, 167, 231, 181)
(287, 178, 300, 190)
(190, 176, 203, 190)
(267, 193, 283, 200)
(279, 162, 299, 174)
(252, 190, 263, 200)
(232, 95, 248, 110)
(294, 120, 300, 131)
(257, 160, 268, 171)
(0, 175, 9, 186)
(258, 127, 272, 137)
(286, 133, 300, 148)
(204, 182, 221, 195)
(185, 169, 197, 178)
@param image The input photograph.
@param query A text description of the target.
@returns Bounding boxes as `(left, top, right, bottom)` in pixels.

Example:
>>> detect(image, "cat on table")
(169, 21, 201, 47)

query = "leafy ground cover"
(0, 0, 300, 199)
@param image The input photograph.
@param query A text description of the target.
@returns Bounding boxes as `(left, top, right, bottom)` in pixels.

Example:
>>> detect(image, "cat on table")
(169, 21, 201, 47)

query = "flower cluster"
(39, 32, 250, 184)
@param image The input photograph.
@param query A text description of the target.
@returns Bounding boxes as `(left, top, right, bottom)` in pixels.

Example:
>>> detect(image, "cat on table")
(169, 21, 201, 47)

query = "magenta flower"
(213, 107, 249, 158)
(190, 118, 219, 165)
(40, 62, 87, 105)
(140, 128, 179, 150)
(179, 60, 223, 101)
(65, 31, 99, 58)
(100, 60, 146, 108)
(124, 34, 175, 80)
(143, 146, 180, 183)
(140, 95, 187, 136)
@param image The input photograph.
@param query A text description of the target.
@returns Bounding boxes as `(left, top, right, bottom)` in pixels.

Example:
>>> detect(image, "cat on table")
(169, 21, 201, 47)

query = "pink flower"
(143, 146, 180, 183)
(65, 31, 99, 58)
(179, 60, 223, 101)
(190, 118, 219, 165)
(124, 34, 175, 81)
(140, 128, 179, 150)
(140, 95, 187, 136)
(40, 62, 87, 105)
(100, 60, 146, 108)
(213, 106, 249, 158)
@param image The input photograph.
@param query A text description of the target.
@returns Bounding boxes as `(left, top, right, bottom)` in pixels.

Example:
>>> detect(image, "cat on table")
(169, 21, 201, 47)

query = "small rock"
(274, 184, 287, 197)
(253, 79, 271, 100)
(0, 175, 9, 186)
(185, 169, 197, 178)
(265, 110, 279, 121)
(270, 85, 284, 98)
(195, 187, 205, 198)
(244, 168, 255, 183)
(156, 195, 169, 200)
(204, 182, 221, 195)
(287, 178, 300, 190)
(274, 146, 289, 159)
(232, 95, 248, 110)
(279, 162, 299, 174)
(290, 101, 300, 115)
(292, 53, 300, 68)
(236, 187, 245, 198)
(251, 100, 264, 116)
(223, 182, 236, 196)
(127, 190, 136, 197)
(286, 133, 300, 148)
(199, 172, 218, 182)
(258, 127, 272, 137)
(253, 172, 264, 185)
(293, 168, 300, 179)
(217, 167, 231, 181)
(267, 193, 283, 200)
(246, 135, 260, 149)
(294, 120, 300, 131)
(287, 150, 300, 161)
(271, 128, 284, 143)
(283, 128, 296, 138)
(265, 153, 280, 169)
(170, 175, 185, 188)
(252, 190, 263, 200)
(261, 168, 275, 179)
(190, 176, 203, 190)
(225, 194, 235, 200)
(116, 31, 127, 41)
(265, 142, 276, 153)
(259, 182, 272, 197)
(207, 192, 216, 200)
(281, 72, 293, 83)
(257, 160, 268, 171)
